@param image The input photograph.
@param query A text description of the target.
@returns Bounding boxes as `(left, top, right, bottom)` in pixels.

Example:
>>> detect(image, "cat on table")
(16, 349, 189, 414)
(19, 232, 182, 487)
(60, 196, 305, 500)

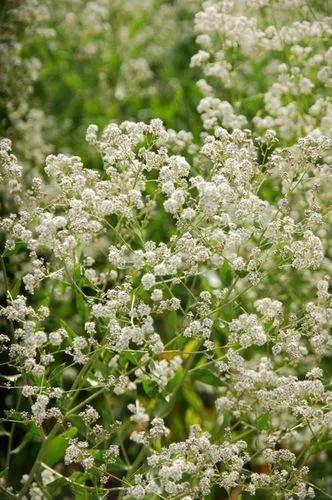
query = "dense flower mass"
(0, 1, 332, 499)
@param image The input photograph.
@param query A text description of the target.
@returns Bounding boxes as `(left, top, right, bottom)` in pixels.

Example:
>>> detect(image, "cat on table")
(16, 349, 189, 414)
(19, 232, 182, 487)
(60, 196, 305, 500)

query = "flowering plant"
(0, 1, 332, 499)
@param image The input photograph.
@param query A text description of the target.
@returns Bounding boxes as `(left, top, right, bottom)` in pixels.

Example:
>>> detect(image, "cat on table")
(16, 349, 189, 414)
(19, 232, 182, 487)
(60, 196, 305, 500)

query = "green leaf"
(311, 439, 332, 454)
(46, 476, 67, 494)
(74, 489, 100, 500)
(69, 472, 100, 500)
(63, 72, 83, 91)
(73, 264, 82, 282)
(166, 368, 183, 392)
(10, 278, 21, 298)
(237, 270, 248, 278)
(43, 436, 67, 465)
(44, 427, 77, 466)
(185, 407, 200, 428)
(3, 242, 26, 257)
(182, 386, 203, 412)
(256, 413, 269, 430)
(142, 378, 158, 399)
(191, 368, 224, 387)
(60, 320, 76, 342)
(76, 294, 87, 321)
(169, 412, 185, 442)
(155, 396, 176, 419)
(219, 260, 233, 287)
(70, 471, 87, 485)
(166, 310, 178, 333)
(119, 351, 139, 368)
(68, 416, 87, 435)
(125, 352, 140, 366)
(28, 423, 44, 438)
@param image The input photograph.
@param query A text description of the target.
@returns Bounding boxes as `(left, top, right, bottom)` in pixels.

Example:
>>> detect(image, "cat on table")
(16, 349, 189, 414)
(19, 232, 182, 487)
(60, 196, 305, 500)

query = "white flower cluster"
(127, 425, 248, 498)
(1, 117, 331, 497)
(1, 1, 332, 499)
(229, 313, 267, 348)
(2, 0, 198, 164)
(192, 0, 332, 139)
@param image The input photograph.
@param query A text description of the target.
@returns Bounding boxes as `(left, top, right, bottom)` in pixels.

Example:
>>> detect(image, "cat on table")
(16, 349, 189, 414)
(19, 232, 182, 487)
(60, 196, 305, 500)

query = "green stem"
(0, 485, 17, 500)
(5, 386, 22, 468)
(66, 387, 105, 416)
(119, 341, 202, 499)
(0, 255, 15, 338)
(17, 424, 60, 499)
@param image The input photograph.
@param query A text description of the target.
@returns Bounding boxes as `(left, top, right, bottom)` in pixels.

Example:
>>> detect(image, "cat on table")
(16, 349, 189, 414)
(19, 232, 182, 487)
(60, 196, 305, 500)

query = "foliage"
(0, 1, 332, 499)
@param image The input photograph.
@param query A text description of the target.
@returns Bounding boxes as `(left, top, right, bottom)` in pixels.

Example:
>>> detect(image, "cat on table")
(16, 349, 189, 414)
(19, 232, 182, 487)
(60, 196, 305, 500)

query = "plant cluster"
(0, 1, 332, 499)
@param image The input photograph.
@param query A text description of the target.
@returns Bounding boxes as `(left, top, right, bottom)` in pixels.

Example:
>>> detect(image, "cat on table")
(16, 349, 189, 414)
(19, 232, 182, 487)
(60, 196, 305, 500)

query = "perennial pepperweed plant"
(0, 0, 332, 499)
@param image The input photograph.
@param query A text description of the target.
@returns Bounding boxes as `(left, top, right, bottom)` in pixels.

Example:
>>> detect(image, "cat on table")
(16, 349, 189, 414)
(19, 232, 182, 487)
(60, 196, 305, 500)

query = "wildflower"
(290, 230, 324, 270)
(141, 273, 156, 290)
